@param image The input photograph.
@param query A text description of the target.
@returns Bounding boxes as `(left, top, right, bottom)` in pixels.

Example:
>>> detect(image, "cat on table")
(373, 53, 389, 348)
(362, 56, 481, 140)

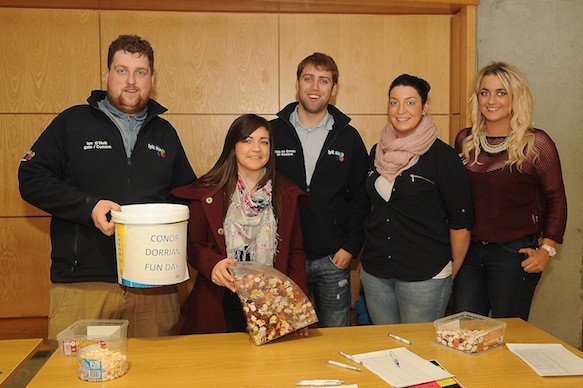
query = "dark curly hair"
(107, 35, 154, 72)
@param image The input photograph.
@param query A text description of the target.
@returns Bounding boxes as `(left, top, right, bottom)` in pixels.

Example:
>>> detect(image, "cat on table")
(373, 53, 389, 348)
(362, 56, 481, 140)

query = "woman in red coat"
(172, 114, 309, 335)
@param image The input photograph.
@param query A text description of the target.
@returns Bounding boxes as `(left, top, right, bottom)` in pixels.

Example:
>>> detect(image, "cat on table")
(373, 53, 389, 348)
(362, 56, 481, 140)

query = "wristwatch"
(539, 244, 557, 258)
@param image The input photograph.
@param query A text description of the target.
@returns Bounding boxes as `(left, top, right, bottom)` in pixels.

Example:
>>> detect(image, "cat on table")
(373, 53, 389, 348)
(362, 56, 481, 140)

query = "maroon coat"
(172, 174, 308, 334)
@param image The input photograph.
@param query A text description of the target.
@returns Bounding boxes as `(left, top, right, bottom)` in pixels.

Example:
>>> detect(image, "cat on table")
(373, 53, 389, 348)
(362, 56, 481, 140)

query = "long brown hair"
(196, 114, 282, 217)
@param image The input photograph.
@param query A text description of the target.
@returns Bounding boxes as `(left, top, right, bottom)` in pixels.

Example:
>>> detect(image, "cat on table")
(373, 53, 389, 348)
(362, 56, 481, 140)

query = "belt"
(471, 234, 538, 245)
(471, 237, 490, 245)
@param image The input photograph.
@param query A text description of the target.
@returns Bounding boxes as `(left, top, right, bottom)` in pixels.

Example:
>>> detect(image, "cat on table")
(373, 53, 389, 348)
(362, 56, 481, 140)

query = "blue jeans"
(360, 266, 452, 324)
(306, 255, 351, 327)
(453, 235, 541, 321)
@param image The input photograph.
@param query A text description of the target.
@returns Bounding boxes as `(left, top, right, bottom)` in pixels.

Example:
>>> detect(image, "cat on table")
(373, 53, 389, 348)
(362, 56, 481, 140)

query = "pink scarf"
(374, 114, 438, 181)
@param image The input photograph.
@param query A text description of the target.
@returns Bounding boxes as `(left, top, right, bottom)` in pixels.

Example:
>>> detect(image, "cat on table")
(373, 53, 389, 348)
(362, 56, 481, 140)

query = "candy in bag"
(230, 262, 318, 345)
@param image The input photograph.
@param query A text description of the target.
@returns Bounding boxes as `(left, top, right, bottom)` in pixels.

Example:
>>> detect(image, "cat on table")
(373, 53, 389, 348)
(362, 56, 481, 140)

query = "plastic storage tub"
(434, 312, 506, 353)
(77, 341, 129, 381)
(56, 319, 128, 356)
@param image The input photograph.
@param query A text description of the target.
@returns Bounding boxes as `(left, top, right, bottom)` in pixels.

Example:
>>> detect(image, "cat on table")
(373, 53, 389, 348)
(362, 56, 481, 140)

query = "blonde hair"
(461, 62, 538, 170)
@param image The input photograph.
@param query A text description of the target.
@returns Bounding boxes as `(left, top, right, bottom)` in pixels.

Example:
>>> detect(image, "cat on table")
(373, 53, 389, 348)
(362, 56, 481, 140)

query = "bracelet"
(539, 244, 557, 258)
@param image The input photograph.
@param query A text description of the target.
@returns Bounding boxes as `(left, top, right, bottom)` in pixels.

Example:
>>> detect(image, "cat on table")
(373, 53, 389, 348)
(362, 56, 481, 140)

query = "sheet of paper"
(86, 325, 120, 338)
(506, 343, 583, 376)
(352, 348, 453, 387)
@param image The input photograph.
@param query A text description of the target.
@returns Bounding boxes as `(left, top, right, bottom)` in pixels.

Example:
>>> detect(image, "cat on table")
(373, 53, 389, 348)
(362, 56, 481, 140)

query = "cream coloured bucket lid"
(111, 203, 189, 224)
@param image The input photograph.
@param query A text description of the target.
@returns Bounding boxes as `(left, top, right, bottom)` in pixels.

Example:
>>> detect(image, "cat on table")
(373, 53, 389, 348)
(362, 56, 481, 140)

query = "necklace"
(479, 131, 509, 156)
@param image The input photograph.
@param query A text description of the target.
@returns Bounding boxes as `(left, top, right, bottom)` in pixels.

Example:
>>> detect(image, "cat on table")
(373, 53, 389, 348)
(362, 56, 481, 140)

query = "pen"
(388, 333, 413, 345)
(390, 350, 400, 367)
(326, 359, 361, 371)
(295, 380, 344, 386)
(339, 351, 363, 365)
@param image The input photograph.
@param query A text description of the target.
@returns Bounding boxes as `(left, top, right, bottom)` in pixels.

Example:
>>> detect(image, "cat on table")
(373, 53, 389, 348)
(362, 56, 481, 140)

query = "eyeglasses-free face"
(388, 85, 428, 138)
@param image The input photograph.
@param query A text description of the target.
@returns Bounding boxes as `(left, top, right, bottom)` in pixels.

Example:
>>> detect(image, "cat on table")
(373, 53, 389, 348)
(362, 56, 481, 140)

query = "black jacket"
(362, 141, 474, 281)
(18, 90, 196, 283)
(270, 102, 370, 260)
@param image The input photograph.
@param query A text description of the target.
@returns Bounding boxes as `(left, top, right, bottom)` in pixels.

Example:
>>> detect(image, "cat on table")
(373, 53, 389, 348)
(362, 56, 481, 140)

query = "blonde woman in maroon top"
(453, 62, 567, 320)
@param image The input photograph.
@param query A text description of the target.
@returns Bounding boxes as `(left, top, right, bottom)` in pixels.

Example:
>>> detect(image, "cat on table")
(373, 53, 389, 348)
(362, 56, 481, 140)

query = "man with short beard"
(19, 35, 196, 342)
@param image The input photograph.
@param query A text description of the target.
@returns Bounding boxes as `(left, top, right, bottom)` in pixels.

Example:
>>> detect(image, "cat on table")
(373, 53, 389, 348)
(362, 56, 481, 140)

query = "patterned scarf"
(224, 176, 278, 266)
(374, 114, 438, 181)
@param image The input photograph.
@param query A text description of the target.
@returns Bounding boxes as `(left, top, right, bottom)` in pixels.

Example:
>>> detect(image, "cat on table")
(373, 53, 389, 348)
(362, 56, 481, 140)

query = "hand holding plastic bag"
(230, 262, 318, 345)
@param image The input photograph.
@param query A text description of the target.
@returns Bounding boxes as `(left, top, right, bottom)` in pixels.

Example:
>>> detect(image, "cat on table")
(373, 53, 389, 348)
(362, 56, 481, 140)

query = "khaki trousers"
(48, 282, 179, 340)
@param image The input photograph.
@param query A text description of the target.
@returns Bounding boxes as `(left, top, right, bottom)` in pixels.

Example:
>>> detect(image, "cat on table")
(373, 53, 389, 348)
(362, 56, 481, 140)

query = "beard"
(107, 89, 148, 114)
(298, 93, 330, 115)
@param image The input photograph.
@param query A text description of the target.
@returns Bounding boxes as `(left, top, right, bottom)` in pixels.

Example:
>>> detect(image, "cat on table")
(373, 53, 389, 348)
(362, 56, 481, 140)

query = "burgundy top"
(455, 128, 567, 244)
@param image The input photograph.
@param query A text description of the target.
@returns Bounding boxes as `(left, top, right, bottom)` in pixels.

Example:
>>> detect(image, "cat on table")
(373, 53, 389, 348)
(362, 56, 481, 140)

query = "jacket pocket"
(410, 173, 435, 185)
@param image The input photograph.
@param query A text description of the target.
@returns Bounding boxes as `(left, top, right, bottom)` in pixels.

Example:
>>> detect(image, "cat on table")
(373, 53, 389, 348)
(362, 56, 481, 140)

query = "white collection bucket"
(111, 203, 190, 288)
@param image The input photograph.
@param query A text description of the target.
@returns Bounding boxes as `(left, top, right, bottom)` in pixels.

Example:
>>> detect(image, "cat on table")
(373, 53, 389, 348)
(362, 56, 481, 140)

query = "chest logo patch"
(83, 140, 112, 151)
(148, 143, 167, 158)
(327, 149, 345, 162)
(21, 150, 35, 162)
(275, 149, 296, 157)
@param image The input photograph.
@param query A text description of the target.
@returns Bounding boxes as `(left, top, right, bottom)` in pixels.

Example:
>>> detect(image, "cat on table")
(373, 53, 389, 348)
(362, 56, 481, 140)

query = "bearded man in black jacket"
(19, 35, 196, 340)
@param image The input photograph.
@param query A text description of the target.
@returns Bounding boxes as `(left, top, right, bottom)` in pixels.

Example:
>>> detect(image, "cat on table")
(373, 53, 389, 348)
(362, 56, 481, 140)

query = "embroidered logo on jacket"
(21, 150, 35, 162)
(327, 149, 345, 162)
(148, 143, 167, 158)
(83, 140, 112, 150)
(274, 149, 296, 157)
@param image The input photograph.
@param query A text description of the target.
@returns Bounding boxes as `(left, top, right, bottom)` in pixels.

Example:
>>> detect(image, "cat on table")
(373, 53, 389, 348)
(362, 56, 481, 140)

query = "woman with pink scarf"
(360, 74, 473, 324)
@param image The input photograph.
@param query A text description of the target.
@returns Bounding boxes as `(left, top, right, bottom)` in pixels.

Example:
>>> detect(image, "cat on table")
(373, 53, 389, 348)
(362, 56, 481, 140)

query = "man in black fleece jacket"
(270, 53, 369, 327)
(19, 35, 196, 340)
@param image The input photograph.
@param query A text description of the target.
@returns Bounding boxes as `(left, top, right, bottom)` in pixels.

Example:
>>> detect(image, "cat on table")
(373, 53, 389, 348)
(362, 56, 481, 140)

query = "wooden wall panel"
(459, 6, 476, 128)
(100, 12, 279, 114)
(449, 5, 475, 143)
(432, 115, 451, 144)
(450, 114, 461, 143)
(0, 6, 476, 336)
(0, 9, 100, 113)
(348, 115, 389, 151)
(0, 114, 55, 217)
(0, 218, 51, 318)
(450, 12, 462, 116)
(0, 1, 480, 15)
(279, 14, 451, 114)
(277, 0, 479, 15)
(169, 114, 237, 176)
(168, 114, 277, 177)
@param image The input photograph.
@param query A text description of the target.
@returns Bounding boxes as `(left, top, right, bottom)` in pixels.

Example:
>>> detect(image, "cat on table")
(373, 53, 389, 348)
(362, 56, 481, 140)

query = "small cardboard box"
(434, 312, 506, 354)
(56, 319, 128, 356)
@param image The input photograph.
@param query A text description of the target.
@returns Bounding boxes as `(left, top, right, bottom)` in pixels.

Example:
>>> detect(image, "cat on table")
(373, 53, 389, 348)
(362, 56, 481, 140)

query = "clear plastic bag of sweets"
(230, 262, 318, 345)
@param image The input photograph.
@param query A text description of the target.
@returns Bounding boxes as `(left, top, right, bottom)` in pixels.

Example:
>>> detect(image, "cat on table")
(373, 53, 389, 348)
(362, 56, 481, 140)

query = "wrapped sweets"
(230, 262, 318, 345)
(436, 328, 502, 353)
(78, 346, 129, 381)
(433, 312, 506, 354)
